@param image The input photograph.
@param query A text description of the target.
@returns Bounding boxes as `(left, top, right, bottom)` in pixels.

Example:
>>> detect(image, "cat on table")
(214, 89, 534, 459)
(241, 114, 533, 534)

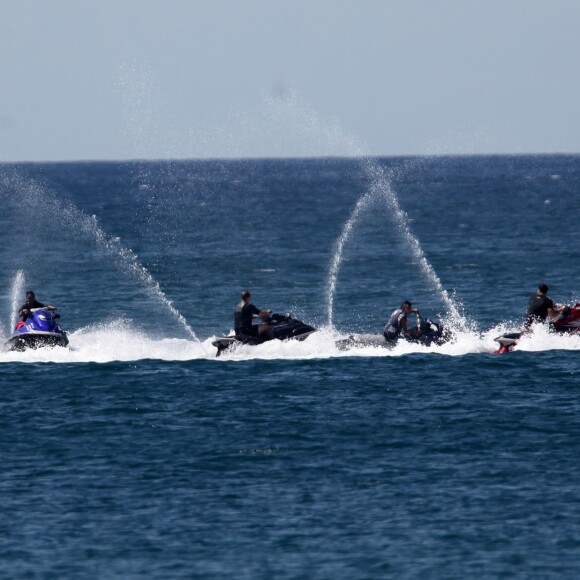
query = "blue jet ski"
(5, 308, 69, 351)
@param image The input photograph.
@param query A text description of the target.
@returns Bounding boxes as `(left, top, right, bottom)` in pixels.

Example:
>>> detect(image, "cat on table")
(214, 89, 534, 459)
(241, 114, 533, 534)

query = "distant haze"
(2, 1, 580, 161)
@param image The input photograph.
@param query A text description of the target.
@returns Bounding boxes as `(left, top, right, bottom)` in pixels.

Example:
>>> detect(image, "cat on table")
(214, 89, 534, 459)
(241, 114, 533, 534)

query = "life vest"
(384, 308, 406, 336)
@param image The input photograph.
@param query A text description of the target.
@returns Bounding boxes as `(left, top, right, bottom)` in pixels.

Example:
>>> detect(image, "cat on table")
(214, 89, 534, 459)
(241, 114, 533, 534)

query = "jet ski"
(336, 313, 450, 350)
(5, 308, 69, 351)
(494, 303, 580, 354)
(211, 312, 316, 357)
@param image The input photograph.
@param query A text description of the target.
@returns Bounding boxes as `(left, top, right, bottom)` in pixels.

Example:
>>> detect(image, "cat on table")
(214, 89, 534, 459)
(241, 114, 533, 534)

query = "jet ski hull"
(212, 313, 316, 356)
(494, 303, 580, 354)
(5, 308, 69, 352)
(5, 331, 69, 352)
(336, 317, 450, 351)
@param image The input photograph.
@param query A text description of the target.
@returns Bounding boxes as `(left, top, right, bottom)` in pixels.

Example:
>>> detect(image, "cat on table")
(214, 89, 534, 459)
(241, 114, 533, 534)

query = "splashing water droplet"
(327, 157, 466, 331)
(3, 172, 198, 342)
(9, 269, 26, 332)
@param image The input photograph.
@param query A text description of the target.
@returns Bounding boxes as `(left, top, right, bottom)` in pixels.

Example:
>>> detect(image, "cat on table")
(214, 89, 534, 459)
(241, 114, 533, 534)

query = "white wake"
(2, 319, 578, 364)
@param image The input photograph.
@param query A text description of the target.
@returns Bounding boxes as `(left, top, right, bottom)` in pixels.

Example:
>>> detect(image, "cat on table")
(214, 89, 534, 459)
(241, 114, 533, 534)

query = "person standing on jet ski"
(18, 290, 56, 323)
(522, 284, 564, 331)
(383, 300, 419, 344)
(234, 290, 272, 343)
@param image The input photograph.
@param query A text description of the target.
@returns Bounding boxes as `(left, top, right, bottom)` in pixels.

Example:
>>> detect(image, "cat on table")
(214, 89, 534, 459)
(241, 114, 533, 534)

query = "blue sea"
(1, 155, 579, 578)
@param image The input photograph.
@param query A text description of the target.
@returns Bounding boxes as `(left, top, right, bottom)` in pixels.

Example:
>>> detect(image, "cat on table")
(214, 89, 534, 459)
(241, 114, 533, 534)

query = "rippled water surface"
(1, 156, 579, 577)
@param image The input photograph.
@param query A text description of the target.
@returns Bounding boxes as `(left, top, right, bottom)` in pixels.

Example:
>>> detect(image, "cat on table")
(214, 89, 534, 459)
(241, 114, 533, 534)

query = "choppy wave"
(2, 319, 579, 364)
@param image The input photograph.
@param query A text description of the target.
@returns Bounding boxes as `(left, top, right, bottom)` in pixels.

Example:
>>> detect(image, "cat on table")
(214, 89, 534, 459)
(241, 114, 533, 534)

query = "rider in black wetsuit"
(18, 290, 56, 323)
(383, 300, 419, 344)
(234, 290, 272, 343)
(523, 284, 561, 330)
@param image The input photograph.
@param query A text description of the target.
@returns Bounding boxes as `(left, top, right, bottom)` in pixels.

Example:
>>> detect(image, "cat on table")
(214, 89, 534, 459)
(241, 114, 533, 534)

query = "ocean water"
(0, 155, 579, 578)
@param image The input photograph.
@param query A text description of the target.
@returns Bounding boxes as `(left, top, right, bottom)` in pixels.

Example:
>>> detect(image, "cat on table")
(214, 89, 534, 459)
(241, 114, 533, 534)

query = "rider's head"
(401, 300, 412, 313)
(538, 284, 549, 295)
(26, 290, 35, 302)
(241, 290, 251, 303)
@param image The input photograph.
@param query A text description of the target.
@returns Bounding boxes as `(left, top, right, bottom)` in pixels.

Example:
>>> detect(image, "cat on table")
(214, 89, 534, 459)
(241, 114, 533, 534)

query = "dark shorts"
(235, 326, 260, 344)
(383, 331, 399, 344)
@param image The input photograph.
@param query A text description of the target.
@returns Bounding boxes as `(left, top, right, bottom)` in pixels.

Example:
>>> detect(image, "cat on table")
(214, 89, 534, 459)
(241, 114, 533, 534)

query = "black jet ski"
(5, 308, 69, 351)
(211, 313, 316, 357)
(495, 303, 580, 354)
(336, 313, 450, 351)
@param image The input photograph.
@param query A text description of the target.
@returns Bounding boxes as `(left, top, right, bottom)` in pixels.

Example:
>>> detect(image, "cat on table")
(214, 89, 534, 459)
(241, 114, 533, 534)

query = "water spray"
(326, 157, 466, 331)
(9, 270, 25, 332)
(3, 174, 198, 342)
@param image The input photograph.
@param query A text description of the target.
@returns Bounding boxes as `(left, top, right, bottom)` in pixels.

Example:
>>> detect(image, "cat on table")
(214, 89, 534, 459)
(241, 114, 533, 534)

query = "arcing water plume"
(366, 159, 464, 326)
(326, 188, 375, 328)
(326, 157, 466, 331)
(9, 269, 25, 332)
(212, 89, 465, 329)
(112, 70, 464, 330)
(1, 172, 198, 341)
(220, 89, 464, 329)
(79, 213, 198, 341)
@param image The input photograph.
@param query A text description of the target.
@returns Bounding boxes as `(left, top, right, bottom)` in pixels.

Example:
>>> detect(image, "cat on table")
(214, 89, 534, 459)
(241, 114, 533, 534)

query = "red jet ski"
(494, 303, 580, 354)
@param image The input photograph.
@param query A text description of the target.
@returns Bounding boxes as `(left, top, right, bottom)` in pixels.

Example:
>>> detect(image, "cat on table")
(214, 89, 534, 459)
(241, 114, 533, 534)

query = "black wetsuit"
(524, 294, 554, 328)
(234, 301, 261, 341)
(19, 300, 45, 322)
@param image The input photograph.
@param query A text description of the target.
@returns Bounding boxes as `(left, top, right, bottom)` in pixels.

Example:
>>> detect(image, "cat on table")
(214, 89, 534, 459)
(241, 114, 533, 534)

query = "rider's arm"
(546, 298, 564, 321)
(547, 303, 567, 322)
(248, 304, 271, 320)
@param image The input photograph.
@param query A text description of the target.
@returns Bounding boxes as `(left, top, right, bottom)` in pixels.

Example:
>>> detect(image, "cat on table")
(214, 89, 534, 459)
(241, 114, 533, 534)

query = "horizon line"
(2, 151, 580, 165)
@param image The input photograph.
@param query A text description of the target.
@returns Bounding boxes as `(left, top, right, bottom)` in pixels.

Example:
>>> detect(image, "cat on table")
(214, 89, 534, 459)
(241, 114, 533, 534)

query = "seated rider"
(521, 283, 564, 332)
(18, 290, 56, 324)
(234, 290, 272, 343)
(383, 300, 419, 344)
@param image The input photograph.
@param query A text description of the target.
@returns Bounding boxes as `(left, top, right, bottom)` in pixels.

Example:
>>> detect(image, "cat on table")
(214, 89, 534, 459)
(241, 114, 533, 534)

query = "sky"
(1, 0, 580, 161)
